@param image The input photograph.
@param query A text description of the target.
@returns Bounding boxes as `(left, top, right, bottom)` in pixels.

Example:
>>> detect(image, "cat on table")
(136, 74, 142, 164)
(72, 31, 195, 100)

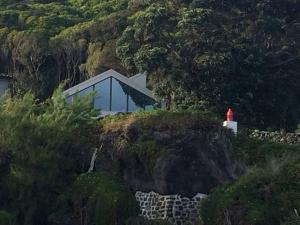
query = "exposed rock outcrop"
(96, 111, 244, 196)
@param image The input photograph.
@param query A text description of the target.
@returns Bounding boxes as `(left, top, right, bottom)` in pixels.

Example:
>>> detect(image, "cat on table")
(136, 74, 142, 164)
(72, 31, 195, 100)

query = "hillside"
(0, 0, 300, 130)
(0, 1, 300, 225)
(1, 93, 300, 225)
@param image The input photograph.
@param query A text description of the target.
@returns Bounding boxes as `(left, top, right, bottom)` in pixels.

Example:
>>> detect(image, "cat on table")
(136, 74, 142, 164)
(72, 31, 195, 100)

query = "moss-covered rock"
(96, 110, 243, 196)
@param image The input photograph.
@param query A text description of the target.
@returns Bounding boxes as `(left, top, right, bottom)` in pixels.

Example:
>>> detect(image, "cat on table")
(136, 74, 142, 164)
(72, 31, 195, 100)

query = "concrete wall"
(135, 191, 206, 225)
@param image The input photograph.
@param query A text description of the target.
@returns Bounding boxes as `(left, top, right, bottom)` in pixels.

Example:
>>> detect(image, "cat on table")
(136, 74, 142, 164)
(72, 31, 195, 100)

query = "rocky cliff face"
(96, 111, 244, 196)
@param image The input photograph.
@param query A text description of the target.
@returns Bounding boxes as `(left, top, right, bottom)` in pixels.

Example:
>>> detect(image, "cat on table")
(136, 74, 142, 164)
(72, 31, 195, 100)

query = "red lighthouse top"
(226, 108, 234, 121)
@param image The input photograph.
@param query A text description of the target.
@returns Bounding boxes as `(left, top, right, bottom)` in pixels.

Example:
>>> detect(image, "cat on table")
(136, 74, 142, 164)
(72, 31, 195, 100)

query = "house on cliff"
(64, 69, 158, 116)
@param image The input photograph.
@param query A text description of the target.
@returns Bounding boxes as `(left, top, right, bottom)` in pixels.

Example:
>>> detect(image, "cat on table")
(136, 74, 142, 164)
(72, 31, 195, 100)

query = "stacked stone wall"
(250, 130, 300, 145)
(135, 191, 206, 225)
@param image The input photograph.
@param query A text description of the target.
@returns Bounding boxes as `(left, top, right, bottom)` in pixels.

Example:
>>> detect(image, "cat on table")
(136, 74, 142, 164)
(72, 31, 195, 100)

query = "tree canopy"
(0, 0, 299, 130)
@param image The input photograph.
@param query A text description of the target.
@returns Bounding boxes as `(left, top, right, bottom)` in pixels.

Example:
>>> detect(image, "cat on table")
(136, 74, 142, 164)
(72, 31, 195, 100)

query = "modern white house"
(64, 69, 158, 115)
(0, 74, 11, 96)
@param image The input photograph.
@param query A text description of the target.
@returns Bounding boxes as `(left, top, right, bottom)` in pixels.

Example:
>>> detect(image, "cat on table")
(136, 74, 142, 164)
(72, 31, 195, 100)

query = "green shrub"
(201, 156, 300, 225)
(0, 86, 98, 225)
(233, 132, 300, 166)
(281, 211, 300, 225)
(53, 172, 139, 225)
(0, 210, 15, 225)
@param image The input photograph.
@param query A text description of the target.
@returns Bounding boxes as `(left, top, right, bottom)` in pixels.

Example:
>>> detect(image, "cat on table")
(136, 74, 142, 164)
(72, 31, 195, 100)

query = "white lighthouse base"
(223, 121, 237, 135)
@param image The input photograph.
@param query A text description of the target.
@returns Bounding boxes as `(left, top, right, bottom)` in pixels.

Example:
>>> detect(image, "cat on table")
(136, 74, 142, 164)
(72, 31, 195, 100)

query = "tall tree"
(117, 0, 300, 130)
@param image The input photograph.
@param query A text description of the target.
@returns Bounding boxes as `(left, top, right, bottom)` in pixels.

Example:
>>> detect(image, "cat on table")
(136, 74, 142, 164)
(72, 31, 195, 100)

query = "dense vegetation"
(0, 91, 299, 225)
(0, 90, 139, 225)
(0, 0, 299, 130)
(101, 111, 300, 225)
(201, 134, 300, 225)
(0, 1, 300, 225)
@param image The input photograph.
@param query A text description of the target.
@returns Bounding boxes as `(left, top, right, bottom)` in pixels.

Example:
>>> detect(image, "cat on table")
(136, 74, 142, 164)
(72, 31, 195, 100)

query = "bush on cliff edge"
(0, 86, 98, 225)
(201, 153, 300, 225)
(51, 172, 140, 225)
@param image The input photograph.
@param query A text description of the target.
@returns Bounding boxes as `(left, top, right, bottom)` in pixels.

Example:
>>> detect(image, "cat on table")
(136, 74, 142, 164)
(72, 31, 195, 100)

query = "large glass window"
(66, 76, 158, 113)
(111, 78, 127, 112)
(144, 95, 156, 110)
(0, 79, 9, 96)
(66, 95, 73, 104)
(128, 88, 145, 112)
(78, 86, 93, 97)
(74, 86, 94, 106)
(94, 78, 111, 111)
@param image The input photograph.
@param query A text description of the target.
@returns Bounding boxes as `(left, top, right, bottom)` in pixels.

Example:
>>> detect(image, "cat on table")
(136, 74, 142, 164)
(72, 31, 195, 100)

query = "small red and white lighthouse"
(223, 108, 237, 135)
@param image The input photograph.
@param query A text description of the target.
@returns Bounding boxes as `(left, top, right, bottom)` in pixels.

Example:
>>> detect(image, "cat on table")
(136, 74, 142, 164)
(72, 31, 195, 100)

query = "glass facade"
(94, 78, 110, 111)
(78, 86, 93, 97)
(111, 78, 127, 112)
(0, 78, 10, 96)
(67, 76, 158, 113)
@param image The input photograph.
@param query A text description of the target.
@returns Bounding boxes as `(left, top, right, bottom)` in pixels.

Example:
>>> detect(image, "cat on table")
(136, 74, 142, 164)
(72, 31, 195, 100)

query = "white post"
(223, 108, 238, 135)
(223, 121, 238, 135)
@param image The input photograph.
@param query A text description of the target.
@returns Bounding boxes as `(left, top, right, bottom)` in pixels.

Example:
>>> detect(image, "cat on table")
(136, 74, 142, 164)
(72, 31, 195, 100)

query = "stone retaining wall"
(250, 130, 300, 145)
(135, 191, 206, 225)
